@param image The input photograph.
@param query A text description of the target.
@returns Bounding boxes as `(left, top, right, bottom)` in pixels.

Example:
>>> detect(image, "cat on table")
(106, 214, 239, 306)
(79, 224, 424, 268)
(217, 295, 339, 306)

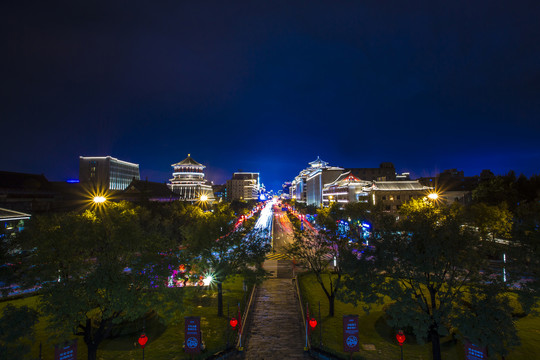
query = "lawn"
(0, 275, 249, 360)
(298, 272, 540, 360)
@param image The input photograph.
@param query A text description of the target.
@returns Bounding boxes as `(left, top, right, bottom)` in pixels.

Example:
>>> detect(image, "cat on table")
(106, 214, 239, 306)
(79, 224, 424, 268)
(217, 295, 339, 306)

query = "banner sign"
(184, 316, 201, 354)
(464, 341, 487, 360)
(343, 315, 359, 353)
(55, 339, 77, 360)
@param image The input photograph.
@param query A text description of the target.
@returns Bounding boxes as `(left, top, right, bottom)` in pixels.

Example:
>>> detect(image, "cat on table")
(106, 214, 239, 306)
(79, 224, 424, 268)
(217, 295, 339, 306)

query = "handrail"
(236, 283, 257, 351)
(294, 275, 310, 350)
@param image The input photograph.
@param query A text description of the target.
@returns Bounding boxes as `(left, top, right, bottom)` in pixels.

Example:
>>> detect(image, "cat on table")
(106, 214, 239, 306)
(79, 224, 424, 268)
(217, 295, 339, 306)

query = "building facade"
(168, 154, 215, 202)
(290, 157, 344, 207)
(79, 156, 140, 191)
(305, 166, 344, 207)
(367, 181, 432, 212)
(226, 172, 260, 201)
(322, 172, 371, 206)
(323, 176, 432, 213)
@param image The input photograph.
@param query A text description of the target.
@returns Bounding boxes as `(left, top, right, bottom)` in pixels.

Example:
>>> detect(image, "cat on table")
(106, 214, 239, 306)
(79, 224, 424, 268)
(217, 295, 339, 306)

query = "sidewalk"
(241, 278, 310, 360)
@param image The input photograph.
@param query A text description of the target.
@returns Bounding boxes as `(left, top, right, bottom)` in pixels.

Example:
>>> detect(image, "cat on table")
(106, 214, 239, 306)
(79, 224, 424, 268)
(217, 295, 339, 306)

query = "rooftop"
(172, 154, 205, 168)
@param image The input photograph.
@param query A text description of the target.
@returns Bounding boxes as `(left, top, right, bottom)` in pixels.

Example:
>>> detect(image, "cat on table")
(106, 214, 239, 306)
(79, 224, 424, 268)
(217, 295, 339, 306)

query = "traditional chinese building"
(167, 154, 215, 203)
(322, 171, 371, 205)
(323, 176, 432, 213)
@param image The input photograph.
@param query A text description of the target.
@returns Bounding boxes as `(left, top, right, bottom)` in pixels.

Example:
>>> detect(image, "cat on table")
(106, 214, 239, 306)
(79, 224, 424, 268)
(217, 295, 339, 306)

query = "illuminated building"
(322, 172, 371, 205)
(226, 172, 260, 201)
(323, 177, 432, 212)
(306, 165, 344, 207)
(79, 156, 140, 191)
(168, 154, 215, 202)
(290, 157, 344, 207)
(367, 181, 432, 212)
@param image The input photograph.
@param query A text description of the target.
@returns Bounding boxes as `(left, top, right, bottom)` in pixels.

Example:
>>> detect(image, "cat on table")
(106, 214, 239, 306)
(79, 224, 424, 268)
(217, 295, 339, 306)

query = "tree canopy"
(341, 199, 529, 360)
(23, 202, 183, 360)
(183, 202, 269, 316)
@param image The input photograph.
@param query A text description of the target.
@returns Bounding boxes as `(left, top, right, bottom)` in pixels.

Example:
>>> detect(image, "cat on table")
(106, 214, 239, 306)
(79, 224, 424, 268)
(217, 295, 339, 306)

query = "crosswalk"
(265, 252, 292, 261)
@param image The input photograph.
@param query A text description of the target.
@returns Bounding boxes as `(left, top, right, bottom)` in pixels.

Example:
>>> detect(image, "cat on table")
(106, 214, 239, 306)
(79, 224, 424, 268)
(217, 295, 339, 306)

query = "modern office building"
(79, 156, 140, 191)
(226, 172, 260, 201)
(168, 154, 215, 202)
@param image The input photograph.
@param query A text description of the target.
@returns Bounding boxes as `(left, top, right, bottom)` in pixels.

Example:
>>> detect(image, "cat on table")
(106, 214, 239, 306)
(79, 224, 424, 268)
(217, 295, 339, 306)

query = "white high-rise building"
(79, 156, 140, 190)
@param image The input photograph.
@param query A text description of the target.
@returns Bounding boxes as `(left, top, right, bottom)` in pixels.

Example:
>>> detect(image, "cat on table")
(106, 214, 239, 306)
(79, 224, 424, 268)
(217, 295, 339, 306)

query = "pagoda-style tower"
(168, 154, 214, 202)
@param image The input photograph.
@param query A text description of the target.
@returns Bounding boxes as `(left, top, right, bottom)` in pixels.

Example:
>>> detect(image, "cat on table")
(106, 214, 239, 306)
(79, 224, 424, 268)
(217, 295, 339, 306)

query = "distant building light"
(66, 179, 80, 183)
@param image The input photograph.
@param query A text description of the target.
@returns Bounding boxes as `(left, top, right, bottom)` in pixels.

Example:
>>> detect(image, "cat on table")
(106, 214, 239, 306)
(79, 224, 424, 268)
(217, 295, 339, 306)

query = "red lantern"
(230, 318, 238, 329)
(396, 330, 406, 346)
(309, 317, 317, 329)
(138, 333, 148, 348)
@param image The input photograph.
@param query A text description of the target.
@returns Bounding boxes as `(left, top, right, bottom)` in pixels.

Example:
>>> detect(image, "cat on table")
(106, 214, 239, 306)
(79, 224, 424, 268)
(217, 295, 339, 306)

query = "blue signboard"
(184, 316, 201, 354)
(55, 340, 77, 360)
(464, 341, 487, 360)
(343, 315, 359, 353)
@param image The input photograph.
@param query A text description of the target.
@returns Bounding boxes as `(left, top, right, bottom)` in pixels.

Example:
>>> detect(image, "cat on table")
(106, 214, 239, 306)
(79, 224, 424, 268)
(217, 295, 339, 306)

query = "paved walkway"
(242, 277, 310, 359)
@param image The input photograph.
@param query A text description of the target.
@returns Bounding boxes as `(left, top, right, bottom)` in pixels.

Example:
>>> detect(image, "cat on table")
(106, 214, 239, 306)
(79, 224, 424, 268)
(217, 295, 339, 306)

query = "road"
(271, 204, 295, 253)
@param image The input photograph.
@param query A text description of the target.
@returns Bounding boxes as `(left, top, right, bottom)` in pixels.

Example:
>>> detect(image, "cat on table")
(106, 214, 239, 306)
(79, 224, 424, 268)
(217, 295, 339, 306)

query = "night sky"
(2, 1, 540, 191)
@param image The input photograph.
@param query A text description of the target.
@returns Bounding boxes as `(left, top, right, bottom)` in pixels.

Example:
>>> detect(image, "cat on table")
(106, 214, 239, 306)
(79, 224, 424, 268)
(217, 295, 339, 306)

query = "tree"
(23, 202, 182, 360)
(341, 199, 522, 360)
(0, 305, 38, 360)
(184, 202, 268, 317)
(466, 203, 512, 241)
(287, 204, 351, 317)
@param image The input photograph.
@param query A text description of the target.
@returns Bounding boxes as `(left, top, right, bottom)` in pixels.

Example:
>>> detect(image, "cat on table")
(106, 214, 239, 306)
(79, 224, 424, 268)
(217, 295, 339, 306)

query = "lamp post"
(138, 333, 148, 360)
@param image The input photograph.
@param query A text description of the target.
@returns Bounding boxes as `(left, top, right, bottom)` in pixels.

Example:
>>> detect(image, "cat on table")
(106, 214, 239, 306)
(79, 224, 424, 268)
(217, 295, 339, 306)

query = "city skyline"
(3, 1, 540, 191)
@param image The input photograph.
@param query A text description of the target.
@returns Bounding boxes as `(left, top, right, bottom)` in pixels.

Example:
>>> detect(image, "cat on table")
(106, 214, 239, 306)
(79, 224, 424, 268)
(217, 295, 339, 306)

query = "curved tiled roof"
(372, 181, 430, 191)
(171, 154, 204, 167)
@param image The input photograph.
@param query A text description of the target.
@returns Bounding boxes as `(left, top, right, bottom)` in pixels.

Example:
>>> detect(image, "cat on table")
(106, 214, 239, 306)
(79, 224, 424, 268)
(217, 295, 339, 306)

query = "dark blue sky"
(2, 1, 539, 191)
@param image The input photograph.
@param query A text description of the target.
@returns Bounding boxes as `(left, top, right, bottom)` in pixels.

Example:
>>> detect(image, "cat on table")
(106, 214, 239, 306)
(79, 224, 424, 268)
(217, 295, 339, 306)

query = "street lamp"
(396, 330, 406, 360)
(138, 333, 148, 360)
(200, 194, 208, 202)
(427, 193, 438, 201)
(203, 273, 214, 286)
(93, 196, 107, 204)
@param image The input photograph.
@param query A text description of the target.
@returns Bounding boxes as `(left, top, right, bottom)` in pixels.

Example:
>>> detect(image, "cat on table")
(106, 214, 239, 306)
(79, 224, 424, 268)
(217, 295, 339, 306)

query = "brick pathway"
(241, 278, 310, 360)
